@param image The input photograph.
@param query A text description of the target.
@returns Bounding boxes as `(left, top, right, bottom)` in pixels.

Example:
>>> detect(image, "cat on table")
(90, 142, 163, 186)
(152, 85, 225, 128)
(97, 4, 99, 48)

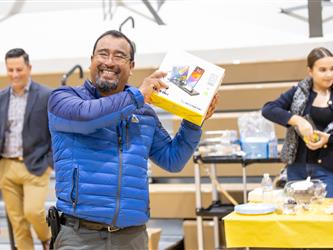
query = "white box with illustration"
(151, 50, 225, 126)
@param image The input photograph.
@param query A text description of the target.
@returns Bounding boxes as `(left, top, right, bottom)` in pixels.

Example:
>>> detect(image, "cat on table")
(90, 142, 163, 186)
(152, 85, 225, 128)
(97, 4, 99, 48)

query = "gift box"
(151, 50, 225, 126)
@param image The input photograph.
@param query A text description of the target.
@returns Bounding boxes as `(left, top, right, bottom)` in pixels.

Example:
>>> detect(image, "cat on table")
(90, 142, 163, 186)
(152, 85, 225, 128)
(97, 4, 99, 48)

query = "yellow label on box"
(151, 92, 204, 125)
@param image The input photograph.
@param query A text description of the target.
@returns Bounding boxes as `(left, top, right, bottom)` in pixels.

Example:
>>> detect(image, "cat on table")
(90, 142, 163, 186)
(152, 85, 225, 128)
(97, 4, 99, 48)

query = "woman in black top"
(262, 47, 333, 197)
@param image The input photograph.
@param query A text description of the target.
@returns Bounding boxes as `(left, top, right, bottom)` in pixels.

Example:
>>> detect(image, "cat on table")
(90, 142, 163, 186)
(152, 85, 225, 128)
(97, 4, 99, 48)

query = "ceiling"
(0, 0, 333, 74)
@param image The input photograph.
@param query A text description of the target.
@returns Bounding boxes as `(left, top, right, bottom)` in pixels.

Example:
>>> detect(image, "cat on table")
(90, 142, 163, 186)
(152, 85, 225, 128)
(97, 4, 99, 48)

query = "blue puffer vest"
(48, 80, 201, 228)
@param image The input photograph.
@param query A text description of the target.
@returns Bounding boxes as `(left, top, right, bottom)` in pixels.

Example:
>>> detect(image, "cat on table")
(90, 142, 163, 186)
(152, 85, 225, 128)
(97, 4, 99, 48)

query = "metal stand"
(242, 162, 247, 203)
(194, 162, 204, 250)
(210, 164, 220, 249)
(193, 154, 281, 250)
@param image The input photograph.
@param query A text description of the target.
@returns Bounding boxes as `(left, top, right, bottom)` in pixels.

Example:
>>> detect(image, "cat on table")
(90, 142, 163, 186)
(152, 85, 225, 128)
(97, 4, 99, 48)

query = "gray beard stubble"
(95, 77, 119, 93)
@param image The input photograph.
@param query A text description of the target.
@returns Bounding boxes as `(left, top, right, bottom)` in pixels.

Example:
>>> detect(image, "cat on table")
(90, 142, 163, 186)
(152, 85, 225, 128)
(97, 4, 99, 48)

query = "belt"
(3, 157, 24, 162)
(60, 214, 145, 233)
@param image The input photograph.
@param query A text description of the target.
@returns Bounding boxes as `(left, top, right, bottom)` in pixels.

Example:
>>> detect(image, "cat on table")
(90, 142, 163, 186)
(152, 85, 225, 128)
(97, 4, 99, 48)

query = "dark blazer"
(262, 85, 333, 170)
(0, 81, 53, 176)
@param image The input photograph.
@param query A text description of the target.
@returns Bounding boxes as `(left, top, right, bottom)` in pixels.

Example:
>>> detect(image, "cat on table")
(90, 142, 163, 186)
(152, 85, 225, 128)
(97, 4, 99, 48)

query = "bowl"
(284, 179, 326, 205)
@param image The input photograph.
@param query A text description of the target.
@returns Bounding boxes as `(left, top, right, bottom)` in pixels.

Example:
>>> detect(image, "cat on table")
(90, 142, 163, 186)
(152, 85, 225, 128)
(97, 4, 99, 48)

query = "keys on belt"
(107, 226, 121, 232)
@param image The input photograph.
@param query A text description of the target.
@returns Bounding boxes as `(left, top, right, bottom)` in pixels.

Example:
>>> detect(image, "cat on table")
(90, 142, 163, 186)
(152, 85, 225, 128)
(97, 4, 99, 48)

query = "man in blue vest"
(48, 30, 218, 249)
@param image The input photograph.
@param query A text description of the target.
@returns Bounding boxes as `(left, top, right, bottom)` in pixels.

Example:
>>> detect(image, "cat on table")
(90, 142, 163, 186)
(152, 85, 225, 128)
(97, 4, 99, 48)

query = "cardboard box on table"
(151, 50, 225, 126)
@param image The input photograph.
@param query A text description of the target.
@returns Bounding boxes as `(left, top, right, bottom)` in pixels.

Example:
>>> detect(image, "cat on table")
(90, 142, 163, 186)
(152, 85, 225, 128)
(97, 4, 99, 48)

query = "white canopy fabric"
(0, 0, 333, 74)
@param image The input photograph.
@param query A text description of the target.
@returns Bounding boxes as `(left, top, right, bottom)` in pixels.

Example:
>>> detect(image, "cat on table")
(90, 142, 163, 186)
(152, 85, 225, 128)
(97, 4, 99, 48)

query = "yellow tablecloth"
(224, 201, 333, 248)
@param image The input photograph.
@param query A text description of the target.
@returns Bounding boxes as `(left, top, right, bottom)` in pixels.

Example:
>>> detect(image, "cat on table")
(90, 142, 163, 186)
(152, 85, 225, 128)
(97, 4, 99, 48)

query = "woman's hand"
(289, 115, 314, 138)
(305, 130, 330, 150)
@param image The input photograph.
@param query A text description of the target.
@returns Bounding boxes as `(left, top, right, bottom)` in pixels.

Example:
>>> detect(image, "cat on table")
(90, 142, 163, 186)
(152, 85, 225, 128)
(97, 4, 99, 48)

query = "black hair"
(307, 47, 333, 69)
(92, 30, 135, 61)
(5, 48, 30, 65)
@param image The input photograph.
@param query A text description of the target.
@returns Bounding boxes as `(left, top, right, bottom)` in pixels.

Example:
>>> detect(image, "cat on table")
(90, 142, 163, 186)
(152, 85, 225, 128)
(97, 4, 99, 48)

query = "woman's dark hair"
(92, 30, 135, 61)
(307, 47, 333, 69)
(5, 48, 30, 65)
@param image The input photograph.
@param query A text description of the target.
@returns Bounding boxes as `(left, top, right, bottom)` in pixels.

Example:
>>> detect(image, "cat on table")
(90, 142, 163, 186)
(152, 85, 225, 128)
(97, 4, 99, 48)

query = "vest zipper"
(112, 128, 123, 226)
(71, 166, 79, 210)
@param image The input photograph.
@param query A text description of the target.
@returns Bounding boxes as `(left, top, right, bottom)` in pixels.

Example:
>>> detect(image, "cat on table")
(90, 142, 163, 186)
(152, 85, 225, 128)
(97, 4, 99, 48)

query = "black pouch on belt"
(47, 206, 61, 250)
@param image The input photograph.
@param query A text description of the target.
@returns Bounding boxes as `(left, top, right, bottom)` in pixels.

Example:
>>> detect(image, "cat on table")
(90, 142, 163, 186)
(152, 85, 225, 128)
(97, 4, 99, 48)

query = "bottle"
(261, 173, 273, 202)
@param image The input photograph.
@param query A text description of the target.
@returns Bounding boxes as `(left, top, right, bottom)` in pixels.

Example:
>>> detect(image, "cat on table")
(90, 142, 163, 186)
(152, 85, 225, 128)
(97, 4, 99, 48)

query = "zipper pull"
(126, 122, 129, 149)
(118, 136, 123, 152)
(131, 114, 139, 123)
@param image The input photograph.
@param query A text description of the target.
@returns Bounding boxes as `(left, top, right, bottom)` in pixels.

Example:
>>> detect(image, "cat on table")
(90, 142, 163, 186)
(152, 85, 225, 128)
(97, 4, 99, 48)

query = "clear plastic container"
(238, 111, 278, 159)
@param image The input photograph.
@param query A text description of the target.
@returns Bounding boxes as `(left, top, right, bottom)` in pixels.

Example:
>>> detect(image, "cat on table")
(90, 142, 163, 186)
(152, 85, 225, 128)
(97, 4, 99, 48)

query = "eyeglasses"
(95, 52, 131, 64)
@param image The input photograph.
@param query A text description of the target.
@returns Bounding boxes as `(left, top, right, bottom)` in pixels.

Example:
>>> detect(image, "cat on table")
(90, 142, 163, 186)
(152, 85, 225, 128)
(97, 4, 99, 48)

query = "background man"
(48, 30, 218, 249)
(0, 48, 53, 250)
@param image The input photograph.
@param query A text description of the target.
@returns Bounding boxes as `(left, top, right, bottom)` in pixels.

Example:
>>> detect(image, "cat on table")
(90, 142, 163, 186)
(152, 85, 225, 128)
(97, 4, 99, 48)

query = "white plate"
(234, 203, 276, 215)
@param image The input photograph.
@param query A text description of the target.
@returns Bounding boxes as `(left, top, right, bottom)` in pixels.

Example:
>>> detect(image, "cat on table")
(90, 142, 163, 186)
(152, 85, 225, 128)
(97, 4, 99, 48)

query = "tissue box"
(248, 188, 284, 203)
(151, 50, 225, 126)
